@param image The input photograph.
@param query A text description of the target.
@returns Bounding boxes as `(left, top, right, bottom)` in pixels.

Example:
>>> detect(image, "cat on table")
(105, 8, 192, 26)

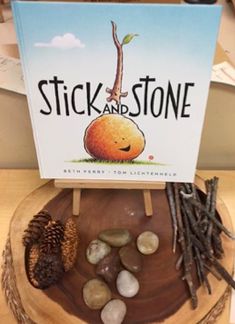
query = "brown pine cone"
(26, 244, 40, 288)
(61, 217, 78, 272)
(39, 220, 64, 255)
(33, 254, 64, 289)
(23, 210, 51, 247)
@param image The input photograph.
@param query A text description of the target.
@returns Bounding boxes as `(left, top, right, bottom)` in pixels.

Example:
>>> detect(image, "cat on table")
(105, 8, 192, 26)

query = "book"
(12, 1, 221, 182)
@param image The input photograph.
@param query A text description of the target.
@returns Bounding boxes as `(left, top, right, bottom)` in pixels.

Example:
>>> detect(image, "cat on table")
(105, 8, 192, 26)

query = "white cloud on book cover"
(34, 33, 85, 49)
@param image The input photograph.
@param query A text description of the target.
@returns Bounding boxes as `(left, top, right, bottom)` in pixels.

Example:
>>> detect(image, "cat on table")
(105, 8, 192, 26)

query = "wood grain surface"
(7, 175, 234, 324)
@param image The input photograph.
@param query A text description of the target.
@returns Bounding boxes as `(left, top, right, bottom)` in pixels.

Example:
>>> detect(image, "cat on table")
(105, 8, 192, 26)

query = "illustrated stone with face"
(84, 114, 145, 161)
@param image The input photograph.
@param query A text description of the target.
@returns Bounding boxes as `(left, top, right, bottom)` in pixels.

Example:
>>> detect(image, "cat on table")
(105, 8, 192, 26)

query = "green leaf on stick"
(122, 33, 139, 45)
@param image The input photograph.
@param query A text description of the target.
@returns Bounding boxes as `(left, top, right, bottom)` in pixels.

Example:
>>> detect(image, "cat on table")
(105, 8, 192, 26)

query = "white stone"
(116, 270, 139, 298)
(86, 239, 111, 264)
(101, 299, 127, 324)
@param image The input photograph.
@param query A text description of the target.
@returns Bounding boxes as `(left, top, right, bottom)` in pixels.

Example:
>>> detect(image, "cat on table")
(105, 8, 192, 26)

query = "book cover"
(12, 1, 221, 182)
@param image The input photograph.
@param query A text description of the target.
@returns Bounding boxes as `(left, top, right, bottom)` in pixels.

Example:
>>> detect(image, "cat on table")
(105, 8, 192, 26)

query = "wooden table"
(0, 169, 234, 324)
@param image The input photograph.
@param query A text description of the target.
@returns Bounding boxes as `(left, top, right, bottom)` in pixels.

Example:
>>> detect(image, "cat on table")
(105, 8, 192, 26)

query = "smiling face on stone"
(84, 114, 145, 161)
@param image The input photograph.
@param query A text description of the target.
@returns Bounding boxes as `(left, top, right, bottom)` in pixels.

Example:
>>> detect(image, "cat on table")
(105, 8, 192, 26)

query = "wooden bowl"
(10, 176, 234, 323)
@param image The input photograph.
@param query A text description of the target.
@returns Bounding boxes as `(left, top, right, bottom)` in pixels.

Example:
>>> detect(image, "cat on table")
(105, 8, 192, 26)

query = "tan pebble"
(119, 245, 142, 273)
(83, 278, 111, 310)
(137, 231, 159, 255)
(98, 229, 132, 247)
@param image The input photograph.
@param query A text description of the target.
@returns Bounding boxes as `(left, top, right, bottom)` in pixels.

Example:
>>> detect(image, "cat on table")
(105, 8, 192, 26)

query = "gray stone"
(101, 299, 127, 324)
(98, 229, 132, 247)
(119, 245, 142, 273)
(86, 239, 111, 264)
(137, 231, 159, 255)
(116, 270, 139, 298)
(83, 278, 111, 310)
(96, 250, 121, 283)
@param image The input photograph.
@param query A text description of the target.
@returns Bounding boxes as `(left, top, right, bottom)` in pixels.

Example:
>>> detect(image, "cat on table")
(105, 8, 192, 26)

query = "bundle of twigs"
(166, 177, 235, 309)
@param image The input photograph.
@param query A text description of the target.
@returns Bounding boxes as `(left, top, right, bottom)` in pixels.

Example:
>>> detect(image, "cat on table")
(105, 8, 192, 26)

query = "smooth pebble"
(119, 245, 142, 273)
(98, 228, 132, 247)
(137, 231, 159, 255)
(96, 250, 121, 283)
(83, 278, 111, 310)
(116, 270, 139, 298)
(86, 239, 111, 264)
(101, 299, 127, 324)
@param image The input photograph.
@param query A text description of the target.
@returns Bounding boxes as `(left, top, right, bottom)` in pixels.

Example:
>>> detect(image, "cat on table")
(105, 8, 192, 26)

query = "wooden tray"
(10, 176, 234, 323)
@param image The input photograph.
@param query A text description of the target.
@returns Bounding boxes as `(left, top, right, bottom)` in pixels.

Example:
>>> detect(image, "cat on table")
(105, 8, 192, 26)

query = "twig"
(191, 184, 202, 222)
(180, 191, 235, 240)
(211, 177, 219, 216)
(204, 262, 222, 281)
(194, 247, 203, 285)
(166, 183, 178, 253)
(175, 254, 183, 270)
(194, 246, 212, 294)
(210, 258, 235, 289)
(106, 21, 128, 104)
(206, 222, 213, 254)
(205, 179, 213, 212)
(191, 234, 235, 289)
(200, 179, 213, 235)
(174, 183, 198, 309)
(204, 263, 222, 281)
(181, 205, 193, 266)
(206, 178, 219, 253)
(182, 183, 192, 194)
(181, 197, 212, 256)
(211, 229, 224, 259)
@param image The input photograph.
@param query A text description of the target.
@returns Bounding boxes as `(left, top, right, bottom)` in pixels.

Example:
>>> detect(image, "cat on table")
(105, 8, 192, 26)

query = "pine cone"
(61, 217, 78, 272)
(23, 210, 51, 247)
(39, 220, 64, 255)
(33, 254, 64, 289)
(26, 244, 40, 288)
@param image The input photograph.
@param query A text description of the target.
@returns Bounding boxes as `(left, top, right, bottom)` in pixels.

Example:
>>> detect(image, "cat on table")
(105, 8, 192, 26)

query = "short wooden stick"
(73, 188, 81, 216)
(143, 189, 153, 216)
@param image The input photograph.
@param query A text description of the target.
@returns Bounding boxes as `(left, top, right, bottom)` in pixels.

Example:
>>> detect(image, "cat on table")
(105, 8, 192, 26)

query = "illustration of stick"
(106, 21, 138, 105)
